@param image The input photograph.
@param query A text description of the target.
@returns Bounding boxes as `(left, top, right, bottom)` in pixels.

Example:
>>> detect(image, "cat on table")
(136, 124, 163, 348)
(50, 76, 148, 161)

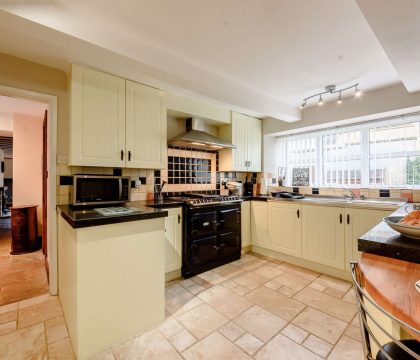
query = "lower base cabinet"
(344, 208, 391, 270)
(248, 200, 393, 273)
(301, 204, 346, 269)
(268, 202, 302, 257)
(164, 207, 182, 273)
(241, 201, 251, 248)
(251, 201, 268, 248)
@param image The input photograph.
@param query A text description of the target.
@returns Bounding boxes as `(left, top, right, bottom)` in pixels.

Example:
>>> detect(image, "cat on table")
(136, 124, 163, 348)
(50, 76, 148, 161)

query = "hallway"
(0, 218, 48, 306)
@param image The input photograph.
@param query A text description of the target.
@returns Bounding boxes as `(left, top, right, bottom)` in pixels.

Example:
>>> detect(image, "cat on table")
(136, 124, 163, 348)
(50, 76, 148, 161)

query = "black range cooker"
(169, 193, 242, 278)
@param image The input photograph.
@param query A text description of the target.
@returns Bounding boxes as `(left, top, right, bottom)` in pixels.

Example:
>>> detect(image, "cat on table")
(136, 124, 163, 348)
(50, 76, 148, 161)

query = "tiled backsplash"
(161, 146, 249, 196)
(56, 147, 252, 205)
(56, 164, 158, 204)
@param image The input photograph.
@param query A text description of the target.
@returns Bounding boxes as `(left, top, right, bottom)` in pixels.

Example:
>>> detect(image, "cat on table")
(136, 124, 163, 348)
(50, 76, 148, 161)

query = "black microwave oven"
(70, 175, 131, 206)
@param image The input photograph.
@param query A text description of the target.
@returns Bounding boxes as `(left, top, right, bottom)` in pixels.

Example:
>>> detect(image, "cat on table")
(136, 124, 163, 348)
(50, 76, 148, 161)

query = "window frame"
(276, 114, 420, 189)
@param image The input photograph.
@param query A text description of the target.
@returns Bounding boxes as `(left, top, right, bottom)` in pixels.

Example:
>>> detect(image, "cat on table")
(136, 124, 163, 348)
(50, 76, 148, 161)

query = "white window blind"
(275, 113, 420, 188)
(277, 133, 317, 186)
(369, 118, 420, 187)
(322, 129, 361, 187)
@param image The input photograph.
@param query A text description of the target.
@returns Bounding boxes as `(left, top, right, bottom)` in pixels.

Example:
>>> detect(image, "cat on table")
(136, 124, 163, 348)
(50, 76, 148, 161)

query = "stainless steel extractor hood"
(167, 118, 236, 150)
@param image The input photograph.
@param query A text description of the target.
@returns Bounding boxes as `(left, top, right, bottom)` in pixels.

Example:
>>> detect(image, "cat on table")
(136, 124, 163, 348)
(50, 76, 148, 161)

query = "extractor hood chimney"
(167, 118, 235, 150)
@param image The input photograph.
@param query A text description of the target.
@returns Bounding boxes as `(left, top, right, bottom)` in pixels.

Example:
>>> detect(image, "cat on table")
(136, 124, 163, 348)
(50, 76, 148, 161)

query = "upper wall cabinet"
(219, 112, 262, 172)
(69, 64, 126, 167)
(126, 81, 166, 169)
(69, 65, 167, 168)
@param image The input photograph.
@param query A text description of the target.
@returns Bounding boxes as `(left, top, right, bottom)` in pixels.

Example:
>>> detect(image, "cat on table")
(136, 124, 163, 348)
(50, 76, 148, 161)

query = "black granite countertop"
(359, 204, 420, 264)
(240, 195, 270, 201)
(58, 202, 170, 229)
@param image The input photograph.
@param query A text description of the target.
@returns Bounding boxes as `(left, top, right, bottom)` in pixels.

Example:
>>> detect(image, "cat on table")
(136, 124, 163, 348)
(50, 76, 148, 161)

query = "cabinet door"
(126, 80, 167, 169)
(231, 112, 249, 171)
(268, 202, 302, 257)
(241, 201, 251, 248)
(69, 64, 126, 167)
(164, 208, 182, 273)
(251, 201, 268, 249)
(344, 208, 391, 271)
(247, 116, 262, 172)
(301, 205, 345, 269)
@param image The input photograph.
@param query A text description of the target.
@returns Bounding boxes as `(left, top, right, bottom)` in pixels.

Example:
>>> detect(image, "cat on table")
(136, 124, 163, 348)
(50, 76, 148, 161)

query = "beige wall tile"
(411, 190, 420, 203)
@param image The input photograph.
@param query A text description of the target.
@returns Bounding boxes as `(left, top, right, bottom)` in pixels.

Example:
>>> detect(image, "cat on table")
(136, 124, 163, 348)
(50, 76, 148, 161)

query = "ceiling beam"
(356, 0, 420, 93)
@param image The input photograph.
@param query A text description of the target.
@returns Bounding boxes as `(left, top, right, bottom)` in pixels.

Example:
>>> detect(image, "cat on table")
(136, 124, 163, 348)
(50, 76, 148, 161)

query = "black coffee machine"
(243, 173, 257, 196)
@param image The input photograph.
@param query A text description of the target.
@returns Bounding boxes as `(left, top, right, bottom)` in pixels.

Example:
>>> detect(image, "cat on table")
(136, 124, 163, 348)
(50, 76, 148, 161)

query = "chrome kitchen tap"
(343, 188, 356, 199)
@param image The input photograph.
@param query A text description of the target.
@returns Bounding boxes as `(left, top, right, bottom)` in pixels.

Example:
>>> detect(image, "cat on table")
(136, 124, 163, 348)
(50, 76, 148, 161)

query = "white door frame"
(0, 84, 58, 295)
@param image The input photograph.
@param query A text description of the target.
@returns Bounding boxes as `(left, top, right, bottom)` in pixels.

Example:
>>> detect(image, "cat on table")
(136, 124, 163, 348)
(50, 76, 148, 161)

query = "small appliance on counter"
(270, 191, 305, 199)
(70, 175, 131, 206)
(226, 181, 243, 196)
(243, 176, 254, 196)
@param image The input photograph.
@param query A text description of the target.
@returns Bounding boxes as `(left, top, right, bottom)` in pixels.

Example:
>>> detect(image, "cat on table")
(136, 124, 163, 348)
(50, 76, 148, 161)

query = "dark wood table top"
(10, 205, 38, 210)
(359, 253, 420, 340)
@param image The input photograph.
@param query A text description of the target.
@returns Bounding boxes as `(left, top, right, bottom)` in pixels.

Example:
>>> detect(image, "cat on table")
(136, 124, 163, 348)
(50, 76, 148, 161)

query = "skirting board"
(165, 269, 182, 282)
(251, 246, 352, 281)
(242, 245, 252, 254)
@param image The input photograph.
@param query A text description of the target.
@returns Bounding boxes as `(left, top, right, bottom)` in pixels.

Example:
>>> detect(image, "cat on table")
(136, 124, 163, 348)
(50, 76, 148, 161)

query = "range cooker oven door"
(188, 236, 218, 267)
(218, 208, 240, 233)
(218, 231, 241, 259)
(190, 211, 218, 238)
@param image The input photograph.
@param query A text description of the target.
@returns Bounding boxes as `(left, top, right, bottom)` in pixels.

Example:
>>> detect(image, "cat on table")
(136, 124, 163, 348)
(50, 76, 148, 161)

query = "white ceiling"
(0, 0, 416, 121)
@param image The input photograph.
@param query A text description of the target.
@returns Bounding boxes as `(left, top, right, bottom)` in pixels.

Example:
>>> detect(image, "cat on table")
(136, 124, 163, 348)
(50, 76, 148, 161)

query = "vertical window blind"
(276, 113, 420, 188)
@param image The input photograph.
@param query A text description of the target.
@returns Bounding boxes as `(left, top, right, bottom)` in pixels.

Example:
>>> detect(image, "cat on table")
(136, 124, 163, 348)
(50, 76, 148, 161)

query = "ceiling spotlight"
(318, 95, 324, 106)
(300, 82, 360, 108)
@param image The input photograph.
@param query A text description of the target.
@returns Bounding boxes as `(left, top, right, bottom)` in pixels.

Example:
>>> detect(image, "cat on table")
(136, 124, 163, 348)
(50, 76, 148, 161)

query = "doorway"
(0, 87, 57, 305)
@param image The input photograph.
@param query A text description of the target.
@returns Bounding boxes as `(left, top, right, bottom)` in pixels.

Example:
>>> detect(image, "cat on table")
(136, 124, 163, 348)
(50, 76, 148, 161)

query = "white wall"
(13, 113, 43, 235)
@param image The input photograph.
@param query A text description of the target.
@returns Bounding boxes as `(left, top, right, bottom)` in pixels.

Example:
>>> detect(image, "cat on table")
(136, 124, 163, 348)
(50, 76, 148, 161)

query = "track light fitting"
(318, 95, 324, 106)
(300, 83, 360, 109)
(337, 92, 343, 104)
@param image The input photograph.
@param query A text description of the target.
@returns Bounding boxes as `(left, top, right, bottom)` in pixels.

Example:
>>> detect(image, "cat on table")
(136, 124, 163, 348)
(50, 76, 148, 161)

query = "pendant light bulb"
(355, 85, 361, 97)
(337, 92, 343, 104)
(300, 100, 306, 110)
(318, 95, 324, 106)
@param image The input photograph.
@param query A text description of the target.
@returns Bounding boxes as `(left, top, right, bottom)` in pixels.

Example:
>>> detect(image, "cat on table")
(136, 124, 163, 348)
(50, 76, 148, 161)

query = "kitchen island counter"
(359, 204, 420, 264)
(58, 212, 165, 359)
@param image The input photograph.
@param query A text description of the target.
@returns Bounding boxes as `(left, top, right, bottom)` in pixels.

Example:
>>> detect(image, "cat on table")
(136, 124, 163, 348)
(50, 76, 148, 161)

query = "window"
(369, 121, 420, 187)
(322, 130, 361, 187)
(276, 114, 420, 188)
(277, 133, 317, 186)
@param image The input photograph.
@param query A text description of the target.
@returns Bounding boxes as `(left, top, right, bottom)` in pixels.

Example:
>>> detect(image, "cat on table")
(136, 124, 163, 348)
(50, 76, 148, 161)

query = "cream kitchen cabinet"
(241, 201, 251, 248)
(69, 65, 167, 168)
(344, 208, 391, 271)
(69, 64, 126, 167)
(219, 112, 262, 172)
(251, 201, 268, 248)
(164, 207, 182, 273)
(268, 202, 302, 257)
(126, 80, 166, 169)
(301, 204, 346, 269)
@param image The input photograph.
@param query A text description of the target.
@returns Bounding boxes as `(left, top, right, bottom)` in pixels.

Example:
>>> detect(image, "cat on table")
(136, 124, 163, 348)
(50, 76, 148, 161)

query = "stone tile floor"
(0, 218, 49, 306)
(0, 253, 364, 359)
